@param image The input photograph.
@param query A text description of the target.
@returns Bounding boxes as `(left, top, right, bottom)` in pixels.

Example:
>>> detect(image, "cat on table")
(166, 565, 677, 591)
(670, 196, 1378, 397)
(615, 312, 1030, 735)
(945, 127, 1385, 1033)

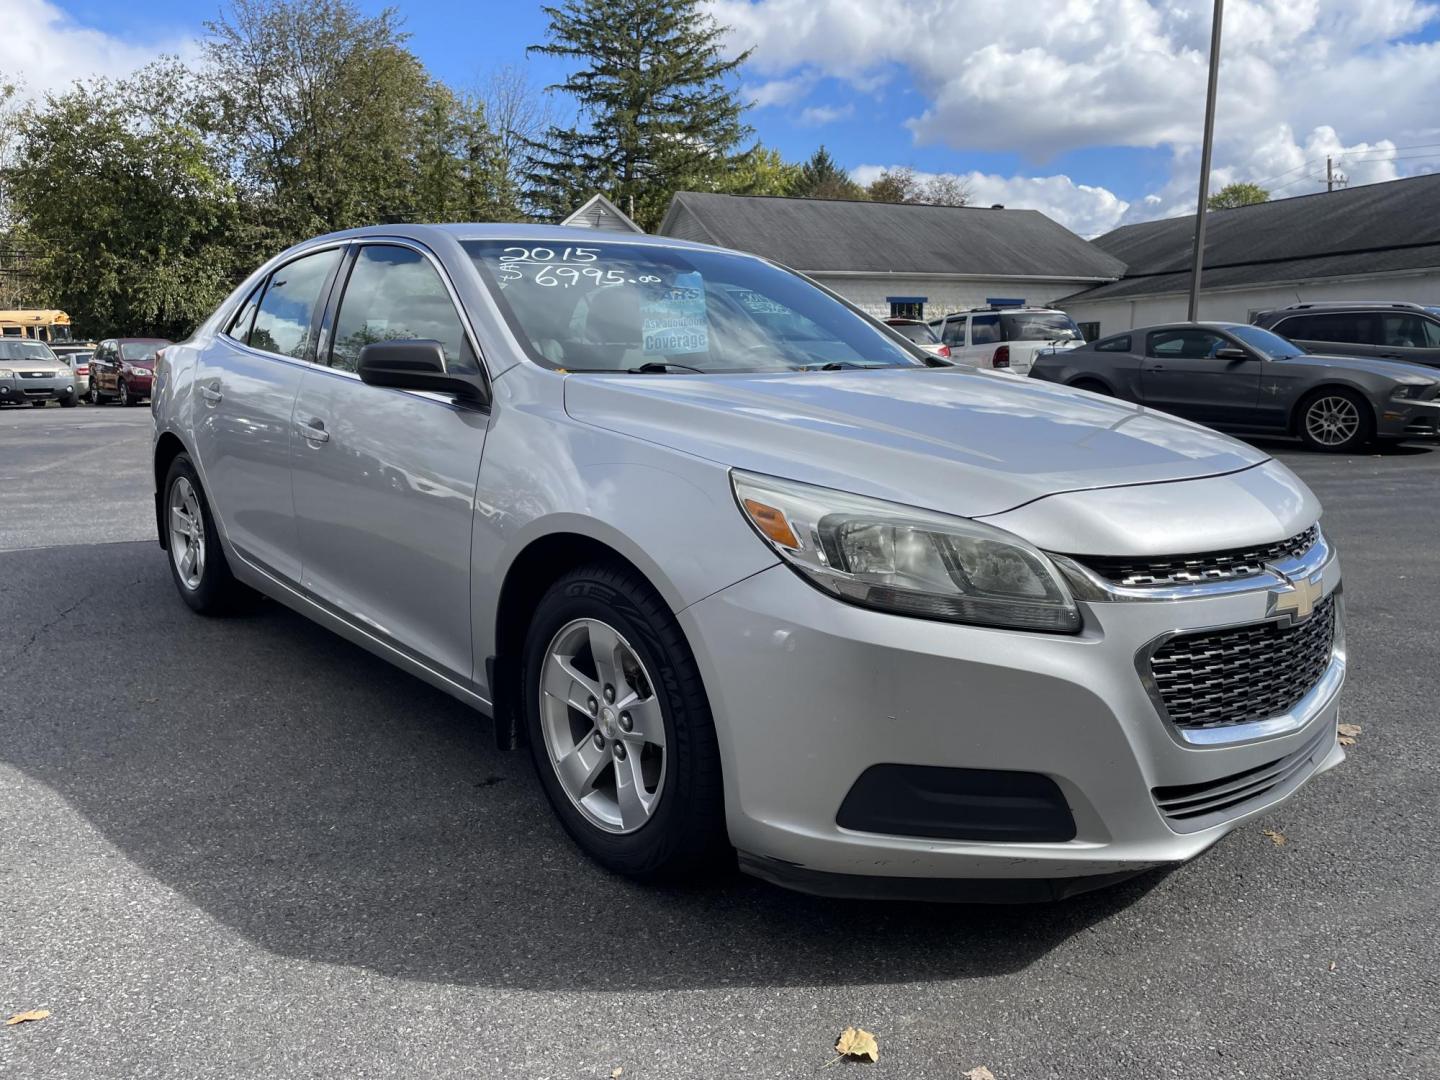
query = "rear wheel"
(164, 453, 244, 614)
(522, 562, 728, 881)
(1298, 388, 1372, 452)
(59, 392, 78, 408)
(30, 400, 46, 408)
(89, 382, 103, 405)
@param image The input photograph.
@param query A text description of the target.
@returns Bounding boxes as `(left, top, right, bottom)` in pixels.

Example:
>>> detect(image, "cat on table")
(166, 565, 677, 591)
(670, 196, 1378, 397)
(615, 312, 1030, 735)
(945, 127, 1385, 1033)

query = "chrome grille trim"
(1145, 594, 1337, 738)
(1069, 525, 1319, 588)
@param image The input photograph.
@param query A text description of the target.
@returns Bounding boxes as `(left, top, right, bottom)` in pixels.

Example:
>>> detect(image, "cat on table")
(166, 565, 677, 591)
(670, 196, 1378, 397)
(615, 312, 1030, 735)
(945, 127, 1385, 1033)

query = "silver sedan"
(150, 226, 1346, 900)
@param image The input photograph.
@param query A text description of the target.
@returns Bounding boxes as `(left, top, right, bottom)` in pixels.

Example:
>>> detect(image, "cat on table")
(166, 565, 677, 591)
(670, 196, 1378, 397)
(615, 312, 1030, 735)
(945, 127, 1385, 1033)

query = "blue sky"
(9, 0, 1440, 235)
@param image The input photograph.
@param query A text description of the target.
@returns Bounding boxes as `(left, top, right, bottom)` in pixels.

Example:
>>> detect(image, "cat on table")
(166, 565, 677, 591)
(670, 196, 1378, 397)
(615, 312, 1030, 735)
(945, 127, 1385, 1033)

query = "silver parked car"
(152, 226, 1347, 900)
(0, 339, 80, 407)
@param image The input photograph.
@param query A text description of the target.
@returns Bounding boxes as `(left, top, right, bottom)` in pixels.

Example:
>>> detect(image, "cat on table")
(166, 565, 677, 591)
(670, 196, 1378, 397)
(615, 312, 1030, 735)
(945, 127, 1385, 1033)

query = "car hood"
(563, 367, 1271, 518)
(5, 359, 68, 374)
(1286, 352, 1440, 381)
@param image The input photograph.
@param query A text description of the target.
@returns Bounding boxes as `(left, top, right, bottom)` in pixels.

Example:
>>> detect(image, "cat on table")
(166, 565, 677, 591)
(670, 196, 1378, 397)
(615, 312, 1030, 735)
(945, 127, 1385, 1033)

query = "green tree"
(7, 62, 243, 338)
(203, 0, 508, 245)
(526, 0, 754, 229)
(789, 146, 865, 200)
(1208, 181, 1269, 210)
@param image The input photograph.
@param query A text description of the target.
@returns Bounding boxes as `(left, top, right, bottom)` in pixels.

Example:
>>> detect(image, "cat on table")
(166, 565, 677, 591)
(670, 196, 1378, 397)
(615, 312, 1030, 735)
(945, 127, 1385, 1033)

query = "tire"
(1297, 388, 1373, 453)
(521, 562, 728, 881)
(30, 400, 46, 407)
(118, 380, 133, 406)
(60, 392, 78, 408)
(1070, 379, 1112, 396)
(89, 382, 103, 405)
(163, 453, 244, 614)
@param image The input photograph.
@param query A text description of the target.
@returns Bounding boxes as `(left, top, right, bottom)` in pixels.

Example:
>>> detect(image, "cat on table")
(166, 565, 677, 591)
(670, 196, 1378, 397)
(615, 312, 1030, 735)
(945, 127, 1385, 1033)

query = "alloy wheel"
(538, 618, 667, 834)
(168, 476, 206, 590)
(118, 381, 129, 406)
(1305, 395, 1360, 446)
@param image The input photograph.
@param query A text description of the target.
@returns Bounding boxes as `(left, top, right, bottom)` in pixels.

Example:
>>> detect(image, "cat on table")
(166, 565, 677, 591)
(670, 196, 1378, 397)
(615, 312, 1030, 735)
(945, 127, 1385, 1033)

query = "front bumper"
(1379, 399, 1440, 440)
(680, 549, 1344, 897)
(0, 374, 74, 404)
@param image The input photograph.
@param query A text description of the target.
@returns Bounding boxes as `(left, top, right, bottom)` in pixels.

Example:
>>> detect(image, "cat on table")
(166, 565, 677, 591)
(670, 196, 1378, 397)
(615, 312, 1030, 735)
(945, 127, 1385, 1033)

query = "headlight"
(731, 471, 1081, 633)
(1391, 382, 1432, 400)
(0, 368, 13, 378)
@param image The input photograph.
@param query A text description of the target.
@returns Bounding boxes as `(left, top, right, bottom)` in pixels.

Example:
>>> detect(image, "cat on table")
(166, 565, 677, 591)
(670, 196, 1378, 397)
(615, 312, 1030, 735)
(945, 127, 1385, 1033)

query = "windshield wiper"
(628, 361, 705, 374)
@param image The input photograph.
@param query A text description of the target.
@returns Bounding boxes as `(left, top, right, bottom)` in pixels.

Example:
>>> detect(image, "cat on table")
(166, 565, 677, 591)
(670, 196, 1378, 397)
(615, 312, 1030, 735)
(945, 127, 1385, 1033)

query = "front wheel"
(522, 562, 728, 881)
(164, 453, 244, 613)
(1298, 389, 1373, 452)
(118, 380, 133, 406)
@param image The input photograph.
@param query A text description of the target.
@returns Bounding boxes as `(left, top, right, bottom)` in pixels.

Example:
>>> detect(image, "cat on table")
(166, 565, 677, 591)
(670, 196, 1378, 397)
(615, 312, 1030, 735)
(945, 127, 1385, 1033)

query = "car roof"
(300, 222, 726, 256)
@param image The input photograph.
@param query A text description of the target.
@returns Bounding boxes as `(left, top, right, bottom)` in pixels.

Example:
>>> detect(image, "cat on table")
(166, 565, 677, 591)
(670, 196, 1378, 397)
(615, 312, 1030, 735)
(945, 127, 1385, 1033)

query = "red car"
(89, 337, 171, 406)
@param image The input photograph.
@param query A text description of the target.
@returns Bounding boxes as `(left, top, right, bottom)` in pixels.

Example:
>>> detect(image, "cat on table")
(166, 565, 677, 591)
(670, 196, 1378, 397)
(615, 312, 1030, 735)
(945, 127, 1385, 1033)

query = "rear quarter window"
(1094, 335, 1131, 352)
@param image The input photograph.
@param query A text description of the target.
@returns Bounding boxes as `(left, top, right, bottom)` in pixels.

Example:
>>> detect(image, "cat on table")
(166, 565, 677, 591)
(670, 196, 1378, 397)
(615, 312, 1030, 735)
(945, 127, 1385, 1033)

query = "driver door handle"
(298, 418, 330, 443)
(200, 384, 223, 403)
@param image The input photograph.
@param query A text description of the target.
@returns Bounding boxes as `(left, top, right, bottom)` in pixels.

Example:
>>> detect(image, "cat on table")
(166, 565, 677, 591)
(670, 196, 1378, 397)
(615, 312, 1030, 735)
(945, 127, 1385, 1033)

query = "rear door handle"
(298, 418, 330, 443)
(200, 384, 223, 403)
(1143, 362, 1164, 371)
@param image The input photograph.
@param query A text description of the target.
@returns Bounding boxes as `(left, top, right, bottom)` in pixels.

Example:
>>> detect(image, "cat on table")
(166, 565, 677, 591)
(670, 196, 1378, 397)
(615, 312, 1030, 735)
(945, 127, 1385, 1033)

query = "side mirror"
(356, 340, 488, 405)
(1215, 346, 1249, 361)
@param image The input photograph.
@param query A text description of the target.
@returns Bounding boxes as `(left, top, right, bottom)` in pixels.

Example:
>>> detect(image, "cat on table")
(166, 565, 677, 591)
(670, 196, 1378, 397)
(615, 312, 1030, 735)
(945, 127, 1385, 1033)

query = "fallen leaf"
(1328, 961, 1338, 973)
(5, 1010, 49, 1026)
(964, 1068, 997, 1080)
(611, 1069, 622, 1078)
(1337, 723, 1361, 747)
(834, 1026, 879, 1063)
(1263, 828, 1287, 846)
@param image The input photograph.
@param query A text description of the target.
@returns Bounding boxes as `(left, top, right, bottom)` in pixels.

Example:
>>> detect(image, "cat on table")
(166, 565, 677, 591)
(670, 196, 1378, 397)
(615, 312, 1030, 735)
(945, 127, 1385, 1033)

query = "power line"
(1251, 141, 1440, 188)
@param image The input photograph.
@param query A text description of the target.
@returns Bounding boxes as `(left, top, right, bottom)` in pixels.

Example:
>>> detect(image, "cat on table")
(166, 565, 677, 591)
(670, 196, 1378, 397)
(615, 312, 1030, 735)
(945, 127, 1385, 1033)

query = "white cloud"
(0, 0, 194, 102)
(709, 0, 1440, 223)
(798, 103, 853, 125)
(743, 73, 816, 108)
(853, 165, 1132, 237)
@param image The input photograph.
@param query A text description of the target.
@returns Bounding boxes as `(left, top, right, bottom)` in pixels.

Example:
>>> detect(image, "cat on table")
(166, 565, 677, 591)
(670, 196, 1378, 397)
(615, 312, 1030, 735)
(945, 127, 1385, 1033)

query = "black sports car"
(1029, 322, 1440, 452)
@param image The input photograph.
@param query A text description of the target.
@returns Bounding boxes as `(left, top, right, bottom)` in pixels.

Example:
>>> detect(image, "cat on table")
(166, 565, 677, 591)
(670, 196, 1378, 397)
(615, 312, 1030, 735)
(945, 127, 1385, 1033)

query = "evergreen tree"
(526, 0, 753, 229)
(789, 146, 865, 200)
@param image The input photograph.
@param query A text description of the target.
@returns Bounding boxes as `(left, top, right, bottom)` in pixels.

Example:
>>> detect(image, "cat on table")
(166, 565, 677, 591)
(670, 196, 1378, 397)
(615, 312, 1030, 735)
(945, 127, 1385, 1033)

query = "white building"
(1059, 173, 1440, 338)
(560, 192, 644, 234)
(657, 191, 1123, 322)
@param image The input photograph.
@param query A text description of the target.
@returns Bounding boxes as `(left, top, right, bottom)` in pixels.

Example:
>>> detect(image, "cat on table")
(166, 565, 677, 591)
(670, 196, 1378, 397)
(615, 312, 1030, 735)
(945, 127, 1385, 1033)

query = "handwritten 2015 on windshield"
(495, 246, 662, 288)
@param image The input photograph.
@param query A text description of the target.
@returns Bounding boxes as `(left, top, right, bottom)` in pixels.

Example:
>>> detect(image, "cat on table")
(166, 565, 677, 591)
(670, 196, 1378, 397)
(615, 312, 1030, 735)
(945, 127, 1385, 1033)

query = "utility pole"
(1187, 0, 1224, 323)
(1326, 156, 1347, 192)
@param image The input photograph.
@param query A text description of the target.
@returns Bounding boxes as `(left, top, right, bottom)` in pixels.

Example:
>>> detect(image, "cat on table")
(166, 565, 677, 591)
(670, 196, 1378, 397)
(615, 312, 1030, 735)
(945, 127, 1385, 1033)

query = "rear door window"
(1380, 314, 1433, 348)
(970, 315, 1001, 345)
(226, 283, 264, 344)
(1283, 312, 1376, 344)
(250, 248, 341, 360)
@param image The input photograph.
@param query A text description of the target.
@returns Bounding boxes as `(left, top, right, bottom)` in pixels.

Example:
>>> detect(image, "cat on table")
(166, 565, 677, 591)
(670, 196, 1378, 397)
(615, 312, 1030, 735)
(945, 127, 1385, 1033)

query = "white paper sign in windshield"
(641, 272, 708, 355)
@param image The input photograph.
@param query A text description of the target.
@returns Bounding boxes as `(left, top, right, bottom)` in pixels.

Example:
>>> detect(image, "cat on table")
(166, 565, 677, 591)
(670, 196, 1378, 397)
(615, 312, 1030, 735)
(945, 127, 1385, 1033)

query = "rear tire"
(60, 392, 78, 408)
(521, 562, 728, 882)
(89, 382, 103, 405)
(1297, 388, 1373, 453)
(30, 400, 46, 407)
(1071, 379, 1112, 396)
(163, 453, 245, 614)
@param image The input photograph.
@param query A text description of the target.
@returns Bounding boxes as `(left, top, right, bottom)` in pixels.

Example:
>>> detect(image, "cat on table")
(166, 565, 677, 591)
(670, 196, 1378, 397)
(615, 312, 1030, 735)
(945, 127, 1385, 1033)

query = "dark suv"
(1254, 302, 1440, 369)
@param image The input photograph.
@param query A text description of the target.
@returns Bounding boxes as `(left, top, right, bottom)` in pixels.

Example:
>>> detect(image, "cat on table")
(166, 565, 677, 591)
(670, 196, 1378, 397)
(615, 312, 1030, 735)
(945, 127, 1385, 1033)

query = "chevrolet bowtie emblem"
(1267, 567, 1323, 624)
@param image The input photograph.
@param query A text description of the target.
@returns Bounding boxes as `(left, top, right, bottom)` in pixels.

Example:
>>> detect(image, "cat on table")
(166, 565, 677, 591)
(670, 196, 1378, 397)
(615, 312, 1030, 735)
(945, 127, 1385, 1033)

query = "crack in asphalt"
(4, 574, 145, 665)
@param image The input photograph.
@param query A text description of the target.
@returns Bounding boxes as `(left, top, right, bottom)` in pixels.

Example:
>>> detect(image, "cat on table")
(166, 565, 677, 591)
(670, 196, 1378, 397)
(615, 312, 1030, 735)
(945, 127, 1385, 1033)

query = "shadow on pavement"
(1, 544, 1161, 992)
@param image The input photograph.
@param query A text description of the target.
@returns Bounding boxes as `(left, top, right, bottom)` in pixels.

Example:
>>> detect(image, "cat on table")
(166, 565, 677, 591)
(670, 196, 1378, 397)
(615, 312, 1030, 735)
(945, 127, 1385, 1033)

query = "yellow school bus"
(0, 309, 73, 342)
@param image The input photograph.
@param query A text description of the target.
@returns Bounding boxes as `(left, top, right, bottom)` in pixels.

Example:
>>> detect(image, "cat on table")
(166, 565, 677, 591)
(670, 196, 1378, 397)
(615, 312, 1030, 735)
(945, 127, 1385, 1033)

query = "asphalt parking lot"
(2, 406, 1437, 1080)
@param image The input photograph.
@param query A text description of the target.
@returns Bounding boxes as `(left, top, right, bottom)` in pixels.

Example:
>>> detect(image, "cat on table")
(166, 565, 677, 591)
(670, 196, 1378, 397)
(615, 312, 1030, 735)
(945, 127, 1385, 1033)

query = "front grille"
(1152, 723, 1334, 831)
(1149, 594, 1336, 730)
(1072, 525, 1318, 587)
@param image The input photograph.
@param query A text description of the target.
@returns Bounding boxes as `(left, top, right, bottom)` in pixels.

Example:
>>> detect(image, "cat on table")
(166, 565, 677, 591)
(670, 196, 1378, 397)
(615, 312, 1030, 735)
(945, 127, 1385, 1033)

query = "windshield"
(1000, 312, 1083, 342)
(0, 341, 57, 362)
(121, 342, 164, 361)
(1227, 325, 1305, 360)
(887, 321, 940, 345)
(463, 240, 929, 374)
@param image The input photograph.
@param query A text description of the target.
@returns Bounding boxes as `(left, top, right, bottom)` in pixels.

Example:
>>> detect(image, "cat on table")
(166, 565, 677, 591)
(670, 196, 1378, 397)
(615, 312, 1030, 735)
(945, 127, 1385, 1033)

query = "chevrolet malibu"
(152, 226, 1347, 900)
